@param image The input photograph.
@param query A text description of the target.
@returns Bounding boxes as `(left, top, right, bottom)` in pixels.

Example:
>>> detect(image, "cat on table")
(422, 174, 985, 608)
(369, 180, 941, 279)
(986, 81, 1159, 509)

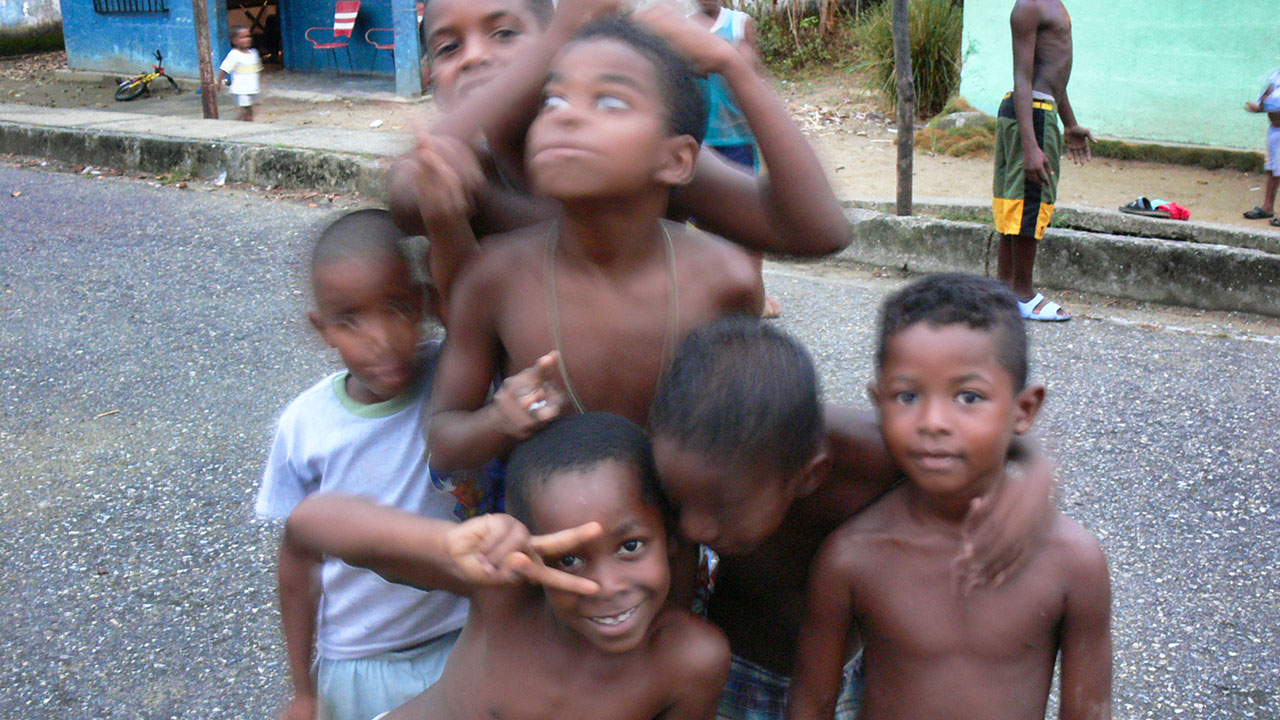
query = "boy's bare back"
(392, 595, 727, 720)
(1013, 0, 1073, 100)
(432, 219, 761, 429)
(799, 486, 1111, 720)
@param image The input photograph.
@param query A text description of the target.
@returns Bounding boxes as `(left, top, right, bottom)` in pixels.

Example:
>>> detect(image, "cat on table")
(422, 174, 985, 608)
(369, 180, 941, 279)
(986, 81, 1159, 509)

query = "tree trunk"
(192, 0, 218, 119)
(892, 0, 914, 216)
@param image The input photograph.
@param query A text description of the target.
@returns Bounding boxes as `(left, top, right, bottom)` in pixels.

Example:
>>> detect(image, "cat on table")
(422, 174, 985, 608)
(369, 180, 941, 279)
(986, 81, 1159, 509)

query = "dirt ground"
(3, 51, 1276, 231)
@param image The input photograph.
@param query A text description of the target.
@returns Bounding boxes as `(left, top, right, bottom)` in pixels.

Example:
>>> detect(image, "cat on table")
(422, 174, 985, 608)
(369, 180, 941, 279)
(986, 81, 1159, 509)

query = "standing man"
(992, 0, 1092, 321)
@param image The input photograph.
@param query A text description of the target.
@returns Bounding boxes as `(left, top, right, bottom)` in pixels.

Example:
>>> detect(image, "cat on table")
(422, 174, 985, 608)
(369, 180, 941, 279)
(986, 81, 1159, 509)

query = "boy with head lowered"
(788, 274, 1111, 720)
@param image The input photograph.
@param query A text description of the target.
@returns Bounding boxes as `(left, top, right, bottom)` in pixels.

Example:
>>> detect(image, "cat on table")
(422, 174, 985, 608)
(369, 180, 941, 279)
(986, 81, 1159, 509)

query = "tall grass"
(852, 0, 961, 118)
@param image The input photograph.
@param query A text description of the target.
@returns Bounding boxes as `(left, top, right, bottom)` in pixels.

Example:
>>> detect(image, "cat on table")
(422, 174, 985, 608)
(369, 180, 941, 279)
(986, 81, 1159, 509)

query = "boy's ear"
(1012, 383, 1046, 434)
(866, 381, 881, 407)
(308, 310, 334, 346)
(654, 135, 700, 187)
(793, 445, 832, 499)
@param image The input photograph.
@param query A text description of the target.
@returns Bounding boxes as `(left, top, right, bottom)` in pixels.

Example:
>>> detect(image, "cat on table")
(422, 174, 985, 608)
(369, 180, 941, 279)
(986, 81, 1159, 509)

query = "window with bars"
(93, 0, 170, 13)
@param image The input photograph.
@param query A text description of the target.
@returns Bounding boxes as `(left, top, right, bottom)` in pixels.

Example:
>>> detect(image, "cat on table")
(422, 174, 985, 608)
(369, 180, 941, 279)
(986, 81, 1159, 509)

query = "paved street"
(0, 164, 1276, 719)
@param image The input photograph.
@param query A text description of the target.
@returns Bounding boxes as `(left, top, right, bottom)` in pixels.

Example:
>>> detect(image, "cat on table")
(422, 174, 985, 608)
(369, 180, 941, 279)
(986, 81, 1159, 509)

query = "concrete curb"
(834, 208, 1280, 318)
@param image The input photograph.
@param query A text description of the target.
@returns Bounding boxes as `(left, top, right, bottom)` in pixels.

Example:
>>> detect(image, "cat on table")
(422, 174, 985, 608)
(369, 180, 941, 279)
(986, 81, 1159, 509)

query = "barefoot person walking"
(992, 0, 1092, 322)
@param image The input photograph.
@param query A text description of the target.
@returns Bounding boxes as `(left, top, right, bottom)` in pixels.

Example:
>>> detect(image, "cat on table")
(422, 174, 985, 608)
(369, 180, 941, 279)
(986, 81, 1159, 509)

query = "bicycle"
(114, 49, 180, 101)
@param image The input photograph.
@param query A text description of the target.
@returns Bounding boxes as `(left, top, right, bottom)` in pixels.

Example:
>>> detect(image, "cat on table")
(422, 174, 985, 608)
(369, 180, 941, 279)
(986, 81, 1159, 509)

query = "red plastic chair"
(364, 2, 424, 72)
(305, 0, 361, 73)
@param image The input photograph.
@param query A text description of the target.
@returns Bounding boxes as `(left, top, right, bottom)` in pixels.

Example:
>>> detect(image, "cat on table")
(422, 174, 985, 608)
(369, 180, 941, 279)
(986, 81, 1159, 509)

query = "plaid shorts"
(716, 653, 862, 720)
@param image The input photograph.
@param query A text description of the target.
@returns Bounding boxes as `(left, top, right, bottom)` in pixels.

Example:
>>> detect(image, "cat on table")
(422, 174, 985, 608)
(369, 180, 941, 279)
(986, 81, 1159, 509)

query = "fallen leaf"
(9, 190, 19, 197)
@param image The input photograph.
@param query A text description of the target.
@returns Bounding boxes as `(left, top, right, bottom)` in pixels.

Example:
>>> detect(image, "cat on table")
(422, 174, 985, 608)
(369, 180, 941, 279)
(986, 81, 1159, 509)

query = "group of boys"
(256, 2, 1112, 719)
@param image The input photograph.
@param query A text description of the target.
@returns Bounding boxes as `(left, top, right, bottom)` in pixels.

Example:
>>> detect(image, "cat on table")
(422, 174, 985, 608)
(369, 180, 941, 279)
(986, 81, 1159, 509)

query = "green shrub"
(852, 0, 962, 118)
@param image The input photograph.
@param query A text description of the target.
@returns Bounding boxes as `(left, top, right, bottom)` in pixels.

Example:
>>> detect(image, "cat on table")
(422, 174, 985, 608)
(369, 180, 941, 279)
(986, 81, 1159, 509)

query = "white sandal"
(1018, 292, 1071, 322)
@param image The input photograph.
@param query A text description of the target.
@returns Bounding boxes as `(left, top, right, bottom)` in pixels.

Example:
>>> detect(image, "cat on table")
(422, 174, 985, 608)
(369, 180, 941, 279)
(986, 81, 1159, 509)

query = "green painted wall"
(959, 1, 1280, 150)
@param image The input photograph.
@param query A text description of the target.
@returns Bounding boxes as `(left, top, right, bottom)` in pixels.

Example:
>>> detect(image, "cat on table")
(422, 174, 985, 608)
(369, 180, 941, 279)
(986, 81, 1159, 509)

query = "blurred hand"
(635, 3, 737, 74)
(493, 352, 566, 440)
(1245, 101, 1262, 113)
(1062, 124, 1094, 165)
(446, 513, 602, 594)
(552, 0, 629, 35)
(953, 461, 1053, 594)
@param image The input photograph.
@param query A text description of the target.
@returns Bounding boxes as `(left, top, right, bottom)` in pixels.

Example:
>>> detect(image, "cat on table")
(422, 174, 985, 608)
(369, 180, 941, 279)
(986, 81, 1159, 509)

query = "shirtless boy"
(392, 0, 849, 310)
(993, 0, 1093, 322)
(788, 274, 1112, 720)
(426, 17, 763, 471)
(649, 317, 1054, 720)
(283, 412, 730, 720)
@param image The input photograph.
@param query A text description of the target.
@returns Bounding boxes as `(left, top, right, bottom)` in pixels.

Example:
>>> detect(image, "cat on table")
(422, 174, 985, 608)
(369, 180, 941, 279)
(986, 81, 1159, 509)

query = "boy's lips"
(910, 449, 962, 471)
(585, 603, 640, 629)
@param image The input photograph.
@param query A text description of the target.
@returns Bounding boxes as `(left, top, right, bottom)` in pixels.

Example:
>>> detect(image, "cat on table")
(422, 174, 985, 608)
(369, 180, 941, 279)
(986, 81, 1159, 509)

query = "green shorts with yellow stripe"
(992, 93, 1061, 240)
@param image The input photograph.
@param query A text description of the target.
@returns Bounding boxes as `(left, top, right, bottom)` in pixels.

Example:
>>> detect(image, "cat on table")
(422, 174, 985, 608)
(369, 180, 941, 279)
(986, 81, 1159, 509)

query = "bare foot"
(762, 294, 782, 319)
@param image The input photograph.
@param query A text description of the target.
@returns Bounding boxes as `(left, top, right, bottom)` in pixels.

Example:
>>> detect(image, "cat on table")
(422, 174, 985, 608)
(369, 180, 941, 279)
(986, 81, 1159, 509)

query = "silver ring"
(527, 400, 548, 413)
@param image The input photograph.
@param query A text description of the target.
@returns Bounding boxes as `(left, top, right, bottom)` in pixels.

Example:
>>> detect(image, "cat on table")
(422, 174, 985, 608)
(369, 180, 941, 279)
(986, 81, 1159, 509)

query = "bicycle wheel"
(114, 78, 147, 101)
(164, 76, 179, 93)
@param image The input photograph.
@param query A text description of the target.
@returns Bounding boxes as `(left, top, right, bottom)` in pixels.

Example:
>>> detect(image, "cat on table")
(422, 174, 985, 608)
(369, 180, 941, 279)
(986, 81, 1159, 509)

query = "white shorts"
(1265, 125, 1280, 173)
(235, 93, 255, 108)
(315, 628, 460, 720)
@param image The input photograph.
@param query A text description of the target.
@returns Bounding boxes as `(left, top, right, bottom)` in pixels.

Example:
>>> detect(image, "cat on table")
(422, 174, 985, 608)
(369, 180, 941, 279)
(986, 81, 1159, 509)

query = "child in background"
(426, 17, 763, 471)
(1243, 65, 1280, 225)
(688, 0, 781, 318)
(788, 274, 1111, 720)
(649, 317, 1054, 720)
(217, 25, 262, 121)
(282, 412, 731, 720)
(257, 209, 494, 720)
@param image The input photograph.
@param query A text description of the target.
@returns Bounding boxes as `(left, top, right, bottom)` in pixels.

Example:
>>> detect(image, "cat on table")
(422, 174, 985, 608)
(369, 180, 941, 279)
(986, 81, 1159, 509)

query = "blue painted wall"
(62, 0, 228, 78)
(280, 0, 403, 75)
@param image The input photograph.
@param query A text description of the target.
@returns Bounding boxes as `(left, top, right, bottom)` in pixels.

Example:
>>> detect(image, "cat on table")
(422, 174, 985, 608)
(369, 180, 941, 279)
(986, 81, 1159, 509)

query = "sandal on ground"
(1270, 217, 1280, 228)
(1244, 207, 1274, 219)
(1120, 197, 1172, 218)
(1018, 293, 1071, 322)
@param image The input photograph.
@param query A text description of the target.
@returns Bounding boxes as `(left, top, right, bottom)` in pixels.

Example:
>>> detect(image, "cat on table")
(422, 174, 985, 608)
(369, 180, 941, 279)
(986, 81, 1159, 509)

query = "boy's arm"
(640, 6, 849, 256)
(428, 253, 566, 470)
(1010, 3, 1051, 186)
(277, 531, 321, 720)
(1246, 83, 1277, 113)
(823, 405, 900, 510)
(1056, 87, 1093, 165)
(787, 536, 858, 720)
(1057, 529, 1113, 720)
(662, 620, 731, 720)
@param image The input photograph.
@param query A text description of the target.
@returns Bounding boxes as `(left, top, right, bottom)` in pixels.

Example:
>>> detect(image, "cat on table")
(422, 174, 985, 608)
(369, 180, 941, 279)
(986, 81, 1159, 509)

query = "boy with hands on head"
(284, 412, 732, 720)
(788, 274, 1111, 720)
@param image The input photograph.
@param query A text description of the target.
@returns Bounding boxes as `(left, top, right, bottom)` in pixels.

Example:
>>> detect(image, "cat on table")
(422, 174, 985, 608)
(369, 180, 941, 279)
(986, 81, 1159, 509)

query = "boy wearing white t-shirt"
(258, 209, 496, 720)
(1243, 67, 1280, 224)
(218, 25, 262, 121)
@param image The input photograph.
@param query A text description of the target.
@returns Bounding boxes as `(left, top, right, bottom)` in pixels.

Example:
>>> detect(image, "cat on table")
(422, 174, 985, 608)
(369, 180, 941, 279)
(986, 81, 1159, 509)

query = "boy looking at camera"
(788, 274, 1111, 720)
(283, 412, 731, 720)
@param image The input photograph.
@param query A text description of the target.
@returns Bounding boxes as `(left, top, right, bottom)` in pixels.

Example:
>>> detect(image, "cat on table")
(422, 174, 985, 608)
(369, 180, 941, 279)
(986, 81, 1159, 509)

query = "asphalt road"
(0, 165, 1276, 719)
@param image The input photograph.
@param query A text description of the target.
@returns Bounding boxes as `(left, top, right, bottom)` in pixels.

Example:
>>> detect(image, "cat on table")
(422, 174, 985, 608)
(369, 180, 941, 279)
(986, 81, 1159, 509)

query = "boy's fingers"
(507, 552, 601, 596)
(534, 351, 560, 383)
(530, 521, 603, 557)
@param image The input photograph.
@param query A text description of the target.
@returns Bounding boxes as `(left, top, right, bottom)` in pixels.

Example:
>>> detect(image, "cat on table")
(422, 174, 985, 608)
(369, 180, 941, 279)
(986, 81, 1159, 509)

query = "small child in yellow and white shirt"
(217, 25, 262, 121)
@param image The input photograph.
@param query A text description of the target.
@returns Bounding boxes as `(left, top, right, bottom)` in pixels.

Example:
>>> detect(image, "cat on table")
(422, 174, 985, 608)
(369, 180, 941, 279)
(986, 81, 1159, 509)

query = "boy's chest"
(856, 546, 1065, 662)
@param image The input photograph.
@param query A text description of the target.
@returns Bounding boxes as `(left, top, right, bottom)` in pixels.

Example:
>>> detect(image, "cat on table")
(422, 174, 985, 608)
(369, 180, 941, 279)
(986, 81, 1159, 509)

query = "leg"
(1264, 171, 1278, 214)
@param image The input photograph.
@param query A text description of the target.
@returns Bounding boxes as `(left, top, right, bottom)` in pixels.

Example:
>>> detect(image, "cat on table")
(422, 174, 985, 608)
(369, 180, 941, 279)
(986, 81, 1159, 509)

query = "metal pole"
(892, 0, 914, 216)
(193, 0, 219, 119)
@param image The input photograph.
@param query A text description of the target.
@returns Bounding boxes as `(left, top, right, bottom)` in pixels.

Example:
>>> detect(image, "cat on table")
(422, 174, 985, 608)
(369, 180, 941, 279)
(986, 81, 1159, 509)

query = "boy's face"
(697, 0, 724, 17)
(872, 323, 1043, 502)
(653, 438, 800, 557)
(309, 252, 423, 404)
(423, 0, 543, 109)
(526, 38, 697, 201)
(232, 29, 252, 50)
(532, 460, 670, 654)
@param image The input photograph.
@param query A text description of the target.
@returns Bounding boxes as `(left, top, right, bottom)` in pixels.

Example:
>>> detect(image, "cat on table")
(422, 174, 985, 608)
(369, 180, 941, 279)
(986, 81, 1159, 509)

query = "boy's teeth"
(591, 606, 637, 626)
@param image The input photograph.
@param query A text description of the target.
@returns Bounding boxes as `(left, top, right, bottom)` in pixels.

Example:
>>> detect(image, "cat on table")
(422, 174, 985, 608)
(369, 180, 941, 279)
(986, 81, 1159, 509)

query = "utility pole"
(892, 0, 914, 216)
(193, 0, 219, 119)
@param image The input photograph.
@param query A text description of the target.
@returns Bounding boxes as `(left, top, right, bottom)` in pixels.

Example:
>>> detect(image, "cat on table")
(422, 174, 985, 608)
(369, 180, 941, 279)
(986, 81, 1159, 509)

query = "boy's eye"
(956, 391, 983, 405)
(893, 391, 918, 405)
(542, 94, 569, 111)
(595, 95, 630, 111)
(491, 27, 519, 41)
(432, 41, 459, 58)
(557, 554, 584, 570)
(617, 539, 646, 557)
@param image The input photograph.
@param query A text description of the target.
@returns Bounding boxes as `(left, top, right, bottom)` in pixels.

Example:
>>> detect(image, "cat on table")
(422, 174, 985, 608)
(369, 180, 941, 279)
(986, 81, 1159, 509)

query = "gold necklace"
(545, 220, 679, 414)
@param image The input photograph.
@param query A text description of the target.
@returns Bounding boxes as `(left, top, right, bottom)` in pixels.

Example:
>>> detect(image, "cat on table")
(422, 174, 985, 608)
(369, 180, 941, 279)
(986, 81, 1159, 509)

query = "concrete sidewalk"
(2, 101, 1277, 317)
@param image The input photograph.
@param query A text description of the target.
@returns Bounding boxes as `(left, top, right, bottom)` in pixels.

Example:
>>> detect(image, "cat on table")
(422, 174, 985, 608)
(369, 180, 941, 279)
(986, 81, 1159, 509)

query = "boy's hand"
(279, 693, 317, 720)
(551, 0, 628, 37)
(1062, 125, 1094, 165)
(1246, 101, 1262, 113)
(493, 352, 566, 439)
(1022, 145, 1052, 186)
(636, 4, 737, 75)
(953, 460, 1053, 593)
(410, 122, 483, 231)
(446, 514, 602, 594)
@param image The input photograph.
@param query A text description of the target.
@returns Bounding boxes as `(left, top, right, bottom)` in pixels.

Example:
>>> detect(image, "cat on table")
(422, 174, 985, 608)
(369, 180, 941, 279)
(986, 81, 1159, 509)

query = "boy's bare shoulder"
(1040, 510, 1108, 580)
(649, 606, 732, 681)
(666, 221, 761, 307)
(817, 486, 912, 574)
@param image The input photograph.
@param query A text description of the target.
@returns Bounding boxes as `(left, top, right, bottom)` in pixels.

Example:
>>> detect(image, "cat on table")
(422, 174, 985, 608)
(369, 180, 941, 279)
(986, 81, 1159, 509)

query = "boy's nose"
(457, 38, 492, 72)
(680, 512, 719, 547)
(918, 398, 950, 435)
